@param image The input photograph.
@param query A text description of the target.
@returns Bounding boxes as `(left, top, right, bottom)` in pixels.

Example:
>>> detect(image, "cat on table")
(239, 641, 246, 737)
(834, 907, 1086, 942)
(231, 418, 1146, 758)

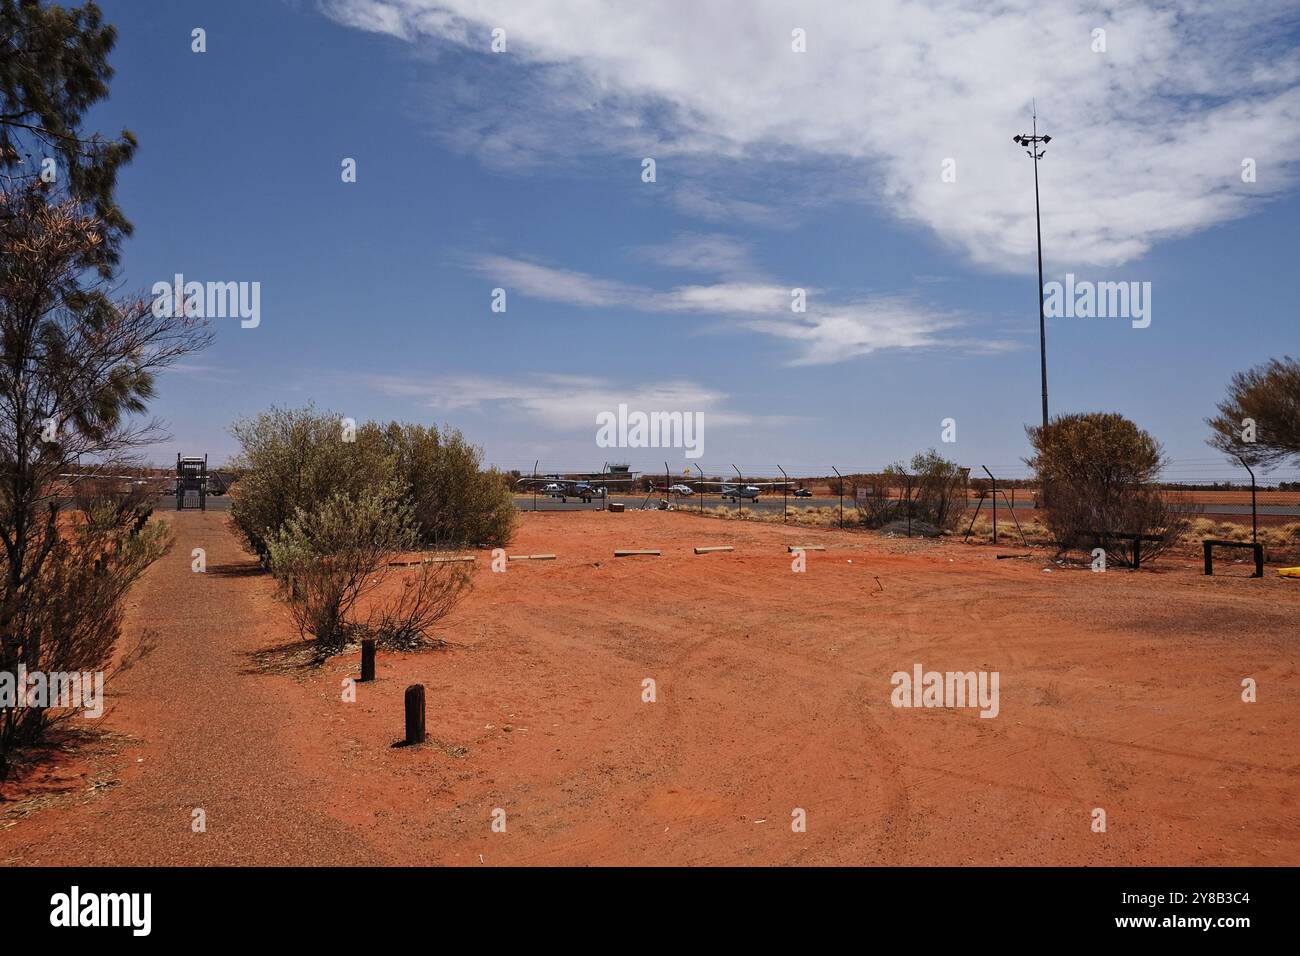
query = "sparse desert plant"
(266, 487, 468, 654)
(1026, 413, 1190, 565)
(1, 500, 170, 774)
(856, 451, 967, 531)
(363, 561, 471, 650)
(963, 514, 1053, 546)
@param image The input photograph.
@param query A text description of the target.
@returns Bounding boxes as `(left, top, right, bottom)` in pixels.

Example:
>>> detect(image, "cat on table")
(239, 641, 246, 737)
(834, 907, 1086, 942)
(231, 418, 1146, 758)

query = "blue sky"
(94, 0, 1300, 482)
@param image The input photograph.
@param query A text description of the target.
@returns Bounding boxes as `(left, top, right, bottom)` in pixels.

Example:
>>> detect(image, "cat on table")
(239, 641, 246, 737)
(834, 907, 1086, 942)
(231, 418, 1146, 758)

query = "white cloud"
(321, 0, 1300, 270)
(368, 371, 784, 430)
(633, 233, 758, 278)
(472, 253, 999, 363)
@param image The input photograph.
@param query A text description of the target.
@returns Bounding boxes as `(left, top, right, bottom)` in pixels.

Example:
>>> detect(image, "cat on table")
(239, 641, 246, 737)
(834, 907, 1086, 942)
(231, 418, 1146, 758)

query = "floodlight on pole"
(1013, 105, 1053, 434)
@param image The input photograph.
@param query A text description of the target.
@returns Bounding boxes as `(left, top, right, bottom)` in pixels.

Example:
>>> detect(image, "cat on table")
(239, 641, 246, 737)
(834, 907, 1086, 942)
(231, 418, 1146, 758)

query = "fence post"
(360, 639, 375, 682)
(404, 685, 426, 745)
(777, 464, 789, 522)
(1203, 541, 1213, 575)
(832, 466, 843, 529)
(982, 466, 997, 545)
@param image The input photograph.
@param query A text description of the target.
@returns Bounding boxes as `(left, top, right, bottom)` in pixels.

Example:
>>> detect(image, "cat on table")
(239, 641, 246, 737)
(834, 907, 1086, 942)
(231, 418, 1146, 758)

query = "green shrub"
(1026, 412, 1190, 564)
(380, 422, 517, 548)
(229, 408, 516, 561)
(228, 406, 393, 561)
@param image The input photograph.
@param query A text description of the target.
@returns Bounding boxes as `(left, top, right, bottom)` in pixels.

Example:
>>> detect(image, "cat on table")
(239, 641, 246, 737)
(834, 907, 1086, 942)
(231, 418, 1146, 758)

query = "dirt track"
(3, 510, 1298, 866)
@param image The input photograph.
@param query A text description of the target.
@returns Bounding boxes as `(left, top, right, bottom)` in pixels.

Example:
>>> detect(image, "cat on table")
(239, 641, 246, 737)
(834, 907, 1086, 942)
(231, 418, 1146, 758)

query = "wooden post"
(404, 684, 426, 745)
(1203, 540, 1213, 576)
(360, 639, 375, 682)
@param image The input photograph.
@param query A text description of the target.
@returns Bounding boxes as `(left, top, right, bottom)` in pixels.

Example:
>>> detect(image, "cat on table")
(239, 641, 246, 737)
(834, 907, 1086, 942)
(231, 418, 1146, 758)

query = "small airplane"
(516, 471, 639, 503)
(697, 480, 791, 502)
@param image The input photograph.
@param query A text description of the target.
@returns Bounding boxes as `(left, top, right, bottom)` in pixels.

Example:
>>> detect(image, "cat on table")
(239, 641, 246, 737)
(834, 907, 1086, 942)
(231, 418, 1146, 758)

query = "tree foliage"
(0, 191, 205, 776)
(1026, 412, 1188, 564)
(1, 0, 137, 271)
(1206, 356, 1300, 467)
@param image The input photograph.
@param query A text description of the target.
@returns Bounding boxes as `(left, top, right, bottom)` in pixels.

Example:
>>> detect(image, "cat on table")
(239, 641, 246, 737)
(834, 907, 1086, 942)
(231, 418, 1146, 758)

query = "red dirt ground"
(2, 510, 1298, 866)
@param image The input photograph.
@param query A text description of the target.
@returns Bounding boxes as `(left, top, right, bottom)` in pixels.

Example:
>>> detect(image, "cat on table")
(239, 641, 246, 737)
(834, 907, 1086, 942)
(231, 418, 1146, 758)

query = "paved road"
(140, 492, 1300, 517)
(513, 494, 1300, 517)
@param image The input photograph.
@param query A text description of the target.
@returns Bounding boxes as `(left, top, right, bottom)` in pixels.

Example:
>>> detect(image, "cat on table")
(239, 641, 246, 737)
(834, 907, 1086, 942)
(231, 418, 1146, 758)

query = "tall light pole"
(1013, 109, 1052, 433)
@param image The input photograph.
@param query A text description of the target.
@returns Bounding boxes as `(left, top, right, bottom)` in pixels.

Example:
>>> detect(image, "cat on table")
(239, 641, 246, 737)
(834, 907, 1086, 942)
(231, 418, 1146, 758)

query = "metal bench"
(1202, 539, 1264, 578)
(1090, 531, 1165, 570)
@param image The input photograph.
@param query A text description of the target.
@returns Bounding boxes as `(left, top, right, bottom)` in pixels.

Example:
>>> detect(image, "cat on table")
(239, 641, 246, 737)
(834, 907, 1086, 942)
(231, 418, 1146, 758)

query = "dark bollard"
(404, 684, 426, 745)
(360, 639, 375, 682)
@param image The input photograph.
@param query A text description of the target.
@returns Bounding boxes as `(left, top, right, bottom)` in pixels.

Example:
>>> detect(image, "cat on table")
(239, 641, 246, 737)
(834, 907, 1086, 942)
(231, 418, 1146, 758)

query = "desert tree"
(1026, 412, 1188, 565)
(1, 0, 136, 272)
(1206, 357, 1300, 468)
(0, 184, 209, 774)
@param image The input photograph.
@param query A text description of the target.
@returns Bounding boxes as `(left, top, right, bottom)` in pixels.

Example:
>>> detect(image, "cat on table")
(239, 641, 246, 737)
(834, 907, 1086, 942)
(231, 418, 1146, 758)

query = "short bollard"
(360, 639, 375, 683)
(404, 684, 426, 745)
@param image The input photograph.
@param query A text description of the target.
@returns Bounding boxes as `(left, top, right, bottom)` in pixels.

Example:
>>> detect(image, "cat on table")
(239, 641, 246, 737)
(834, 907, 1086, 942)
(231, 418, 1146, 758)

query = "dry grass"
(961, 513, 1053, 545)
(690, 504, 856, 528)
(1186, 518, 1300, 551)
(677, 505, 1300, 563)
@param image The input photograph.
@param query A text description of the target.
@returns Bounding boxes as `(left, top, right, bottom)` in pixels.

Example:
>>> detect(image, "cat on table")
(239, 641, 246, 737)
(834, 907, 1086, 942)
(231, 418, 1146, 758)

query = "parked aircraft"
(516, 471, 639, 503)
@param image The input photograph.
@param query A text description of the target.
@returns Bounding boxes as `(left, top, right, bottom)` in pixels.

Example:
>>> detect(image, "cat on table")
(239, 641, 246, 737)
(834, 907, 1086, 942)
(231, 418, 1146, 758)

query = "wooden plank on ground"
(388, 555, 475, 567)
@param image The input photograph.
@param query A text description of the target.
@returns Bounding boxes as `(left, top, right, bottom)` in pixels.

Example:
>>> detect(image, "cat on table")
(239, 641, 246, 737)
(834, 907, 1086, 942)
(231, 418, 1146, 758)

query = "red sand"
(3, 510, 1297, 866)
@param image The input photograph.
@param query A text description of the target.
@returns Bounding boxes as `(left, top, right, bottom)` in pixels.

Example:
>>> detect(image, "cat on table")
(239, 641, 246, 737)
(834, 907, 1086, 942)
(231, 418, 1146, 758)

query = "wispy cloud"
(471, 253, 1003, 363)
(321, 0, 1300, 270)
(368, 371, 794, 430)
(633, 232, 758, 279)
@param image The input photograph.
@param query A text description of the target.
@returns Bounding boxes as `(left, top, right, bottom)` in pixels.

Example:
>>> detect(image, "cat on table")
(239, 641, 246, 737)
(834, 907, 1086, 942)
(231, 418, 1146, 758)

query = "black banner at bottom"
(0, 866, 1287, 940)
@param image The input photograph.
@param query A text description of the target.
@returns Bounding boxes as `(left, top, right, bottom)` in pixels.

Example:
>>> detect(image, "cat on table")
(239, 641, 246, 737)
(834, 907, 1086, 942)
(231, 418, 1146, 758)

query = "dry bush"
(230, 409, 516, 563)
(1, 502, 169, 774)
(362, 562, 471, 650)
(963, 514, 1053, 546)
(855, 452, 967, 531)
(1027, 413, 1190, 566)
(266, 488, 469, 655)
(228, 406, 396, 562)
(379, 422, 516, 548)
